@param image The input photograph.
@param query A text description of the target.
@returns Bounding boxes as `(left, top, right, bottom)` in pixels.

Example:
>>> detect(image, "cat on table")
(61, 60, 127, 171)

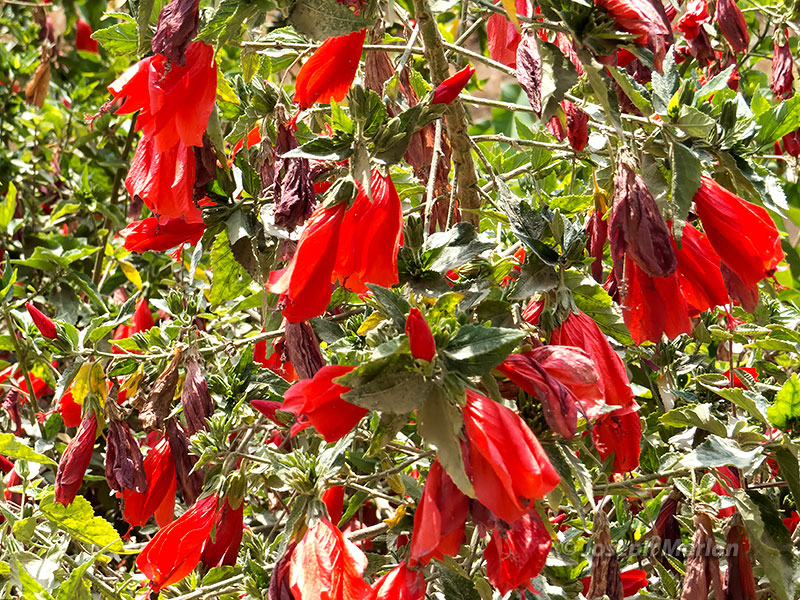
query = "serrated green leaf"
(442, 324, 525, 376)
(660, 403, 727, 437)
(768, 373, 800, 430)
(91, 21, 138, 56)
(608, 66, 652, 115)
(342, 371, 432, 413)
(674, 106, 715, 138)
(210, 231, 251, 306)
(0, 433, 56, 465)
(40, 494, 123, 553)
(680, 435, 763, 473)
(289, 0, 372, 41)
(755, 94, 800, 147)
(669, 141, 701, 242)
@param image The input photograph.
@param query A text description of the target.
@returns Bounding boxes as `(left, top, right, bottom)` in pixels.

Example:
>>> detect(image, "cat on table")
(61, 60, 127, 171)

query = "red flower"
(268, 203, 346, 323)
(564, 100, 589, 152)
(714, 0, 749, 54)
(463, 390, 560, 523)
(675, 0, 710, 39)
(591, 404, 641, 473)
(486, 0, 531, 68)
(783, 129, 800, 157)
(281, 364, 367, 443)
(432, 65, 475, 105)
(722, 366, 758, 388)
(693, 177, 783, 311)
(54, 412, 97, 505)
(672, 222, 729, 316)
(368, 562, 425, 600)
(322, 485, 346, 523)
(621, 255, 692, 344)
(485, 512, 551, 595)
(75, 18, 98, 53)
(110, 41, 217, 152)
(254, 337, 298, 382)
(122, 436, 177, 528)
(594, 0, 673, 72)
(200, 497, 244, 568)
(289, 518, 372, 600)
(121, 216, 206, 253)
(335, 170, 404, 293)
(26, 302, 57, 339)
(405, 308, 436, 361)
(581, 569, 649, 597)
(112, 297, 155, 353)
(409, 459, 469, 566)
(125, 136, 199, 224)
(772, 30, 794, 101)
(725, 523, 756, 600)
(137, 494, 219, 592)
(711, 465, 740, 518)
(294, 30, 367, 109)
(57, 391, 82, 428)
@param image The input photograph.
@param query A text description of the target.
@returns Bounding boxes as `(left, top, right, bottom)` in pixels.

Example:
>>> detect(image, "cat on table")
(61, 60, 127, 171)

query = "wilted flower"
(151, 0, 200, 66)
(368, 562, 425, 600)
(516, 32, 544, 116)
(166, 419, 203, 505)
(121, 216, 206, 253)
(463, 390, 560, 523)
(409, 459, 469, 566)
(180, 353, 214, 435)
(595, 0, 673, 72)
(105, 417, 147, 494)
(122, 436, 177, 528)
(591, 404, 641, 473)
(54, 412, 98, 505)
(725, 517, 757, 600)
(682, 513, 725, 600)
(284, 320, 325, 380)
(485, 512, 551, 595)
(26, 302, 57, 339)
(584, 510, 624, 599)
(281, 364, 367, 442)
(137, 494, 219, 592)
(432, 65, 475, 105)
(654, 490, 683, 559)
(294, 30, 367, 109)
(269, 542, 297, 600)
(772, 31, 795, 100)
(714, 0, 749, 54)
(405, 308, 436, 362)
(273, 123, 316, 231)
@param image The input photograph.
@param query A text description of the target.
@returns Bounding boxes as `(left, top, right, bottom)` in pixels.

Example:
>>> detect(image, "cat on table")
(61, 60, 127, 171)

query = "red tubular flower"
(368, 562, 425, 600)
(564, 100, 589, 152)
(133, 297, 155, 332)
(281, 364, 367, 443)
(621, 255, 692, 344)
(322, 485, 346, 523)
(137, 494, 219, 592)
(335, 170, 403, 294)
(289, 518, 372, 600)
(545, 310, 634, 407)
(675, 0, 710, 39)
(294, 30, 367, 109)
(125, 136, 199, 224)
(200, 497, 244, 568)
(268, 203, 346, 323)
(693, 177, 783, 311)
(783, 129, 800, 157)
(725, 523, 756, 600)
(486, 0, 530, 68)
(121, 216, 206, 253)
(26, 302, 57, 339)
(432, 65, 475, 105)
(594, 0, 673, 72)
(462, 390, 560, 523)
(409, 459, 470, 566)
(485, 512, 551, 595)
(54, 412, 98, 505)
(772, 31, 794, 101)
(405, 308, 436, 361)
(109, 41, 217, 152)
(672, 222, 729, 316)
(714, 0, 749, 54)
(711, 466, 740, 518)
(591, 404, 641, 473)
(75, 19, 98, 53)
(122, 436, 177, 528)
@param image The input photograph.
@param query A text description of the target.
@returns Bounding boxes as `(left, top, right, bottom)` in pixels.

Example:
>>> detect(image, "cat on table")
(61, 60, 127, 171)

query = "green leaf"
(755, 94, 800, 147)
(651, 50, 679, 113)
(0, 433, 56, 465)
(660, 403, 727, 437)
(136, 0, 155, 55)
(538, 40, 579, 122)
(217, 71, 241, 105)
(608, 67, 652, 116)
(669, 141, 701, 242)
(441, 324, 525, 376)
(365, 284, 410, 328)
(11, 558, 54, 600)
(773, 446, 800, 513)
(289, 0, 372, 41)
(709, 387, 770, 425)
(40, 494, 124, 553)
(768, 373, 800, 430)
(424, 223, 495, 273)
(0, 182, 16, 229)
(439, 565, 482, 600)
(91, 21, 138, 56)
(680, 435, 763, 473)
(210, 231, 252, 306)
(342, 371, 432, 414)
(695, 65, 735, 104)
(674, 106, 716, 138)
(282, 135, 354, 161)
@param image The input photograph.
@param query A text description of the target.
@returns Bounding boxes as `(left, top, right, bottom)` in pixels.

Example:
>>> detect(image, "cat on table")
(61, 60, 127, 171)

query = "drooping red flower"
(335, 170, 404, 294)
(463, 390, 560, 523)
(121, 216, 206, 253)
(26, 302, 57, 339)
(409, 459, 470, 566)
(122, 436, 177, 528)
(675, 0, 710, 39)
(54, 412, 98, 505)
(714, 0, 749, 54)
(267, 203, 346, 323)
(594, 0, 673, 72)
(725, 522, 756, 600)
(432, 65, 475, 105)
(563, 100, 589, 152)
(405, 308, 436, 361)
(486, 0, 531, 68)
(591, 404, 641, 473)
(620, 255, 693, 344)
(200, 497, 244, 568)
(281, 364, 367, 443)
(294, 30, 367, 109)
(125, 135, 200, 224)
(57, 390, 82, 428)
(693, 177, 783, 311)
(368, 562, 425, 600)
(671, 222, 729, 316)
(322, 485, 346, 523)
(289, 518, 372, 600)
(581, 568, 649, 597)
(772, 30, 795, 100)
(485, 512, 552, 595)
(137, 494, 219, 592)
(109, 41, 217, 152)
(75, 18, 98, 53)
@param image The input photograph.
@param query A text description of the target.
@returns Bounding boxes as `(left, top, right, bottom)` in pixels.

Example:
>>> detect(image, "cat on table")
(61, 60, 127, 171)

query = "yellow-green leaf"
(40, 494, 123, 553)
(0, 433, 56, 465)
(119, 260, 142, 291)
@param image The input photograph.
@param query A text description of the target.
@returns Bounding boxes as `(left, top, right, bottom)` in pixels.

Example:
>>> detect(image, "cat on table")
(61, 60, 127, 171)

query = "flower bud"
(405, 308, 436, 362)
(715, 0, 750, 54)
(54, 412, 98, 505)
(771, 29, 794, 100)
(432, 65, 475, 105)
(26, 302, 57, 339)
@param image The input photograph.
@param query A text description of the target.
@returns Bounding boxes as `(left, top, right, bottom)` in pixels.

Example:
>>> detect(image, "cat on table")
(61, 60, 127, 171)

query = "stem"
(3, 310, 39, 428)
(423, 118, 443, 236)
